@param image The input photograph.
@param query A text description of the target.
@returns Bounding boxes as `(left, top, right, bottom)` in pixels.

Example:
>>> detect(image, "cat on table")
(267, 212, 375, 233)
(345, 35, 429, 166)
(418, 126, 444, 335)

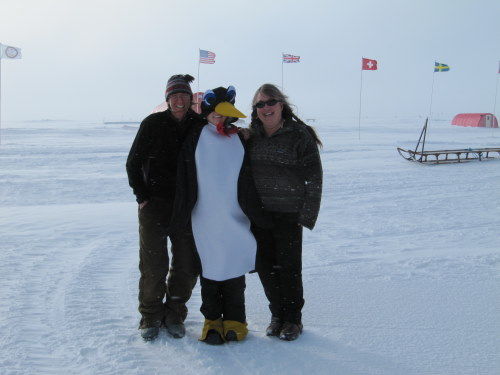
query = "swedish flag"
(434, 62, 450, 72)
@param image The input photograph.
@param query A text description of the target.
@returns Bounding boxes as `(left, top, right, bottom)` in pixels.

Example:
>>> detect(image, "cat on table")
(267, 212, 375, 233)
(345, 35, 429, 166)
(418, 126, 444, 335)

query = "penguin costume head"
(201, 86, 246, 137)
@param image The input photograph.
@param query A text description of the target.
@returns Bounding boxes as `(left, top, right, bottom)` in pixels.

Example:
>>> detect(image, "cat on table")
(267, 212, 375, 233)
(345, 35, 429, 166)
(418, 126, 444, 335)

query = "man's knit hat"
(165, 74, 194, 101)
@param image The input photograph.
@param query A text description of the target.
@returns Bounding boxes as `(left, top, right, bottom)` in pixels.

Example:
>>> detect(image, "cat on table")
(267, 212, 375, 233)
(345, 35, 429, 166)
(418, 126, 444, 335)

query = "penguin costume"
(170, 86, 272, 345)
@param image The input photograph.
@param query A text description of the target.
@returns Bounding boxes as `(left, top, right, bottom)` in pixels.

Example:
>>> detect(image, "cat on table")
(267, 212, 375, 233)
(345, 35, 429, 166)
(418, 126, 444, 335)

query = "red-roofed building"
(452, 113, 498, 128)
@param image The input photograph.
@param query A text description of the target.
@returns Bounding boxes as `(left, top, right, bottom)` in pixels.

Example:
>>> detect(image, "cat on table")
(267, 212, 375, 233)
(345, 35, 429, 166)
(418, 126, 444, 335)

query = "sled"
(397, 118, 500, 164)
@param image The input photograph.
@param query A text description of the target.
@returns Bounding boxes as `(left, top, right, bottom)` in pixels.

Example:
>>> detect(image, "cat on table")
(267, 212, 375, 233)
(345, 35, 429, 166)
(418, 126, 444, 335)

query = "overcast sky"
(1, 0, 499, 122)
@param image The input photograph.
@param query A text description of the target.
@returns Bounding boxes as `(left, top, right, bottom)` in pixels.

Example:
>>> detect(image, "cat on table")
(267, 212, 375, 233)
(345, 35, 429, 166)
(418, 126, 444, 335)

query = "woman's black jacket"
(248, 119, 322, 230)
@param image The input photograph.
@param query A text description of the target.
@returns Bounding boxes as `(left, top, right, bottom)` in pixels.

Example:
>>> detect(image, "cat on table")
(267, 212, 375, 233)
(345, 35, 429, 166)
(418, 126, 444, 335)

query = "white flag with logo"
(1, 44, 22, 59)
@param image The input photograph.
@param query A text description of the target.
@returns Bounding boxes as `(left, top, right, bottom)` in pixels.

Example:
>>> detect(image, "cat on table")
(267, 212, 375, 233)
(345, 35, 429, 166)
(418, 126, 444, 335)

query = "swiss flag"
(362, 58, 378, 70)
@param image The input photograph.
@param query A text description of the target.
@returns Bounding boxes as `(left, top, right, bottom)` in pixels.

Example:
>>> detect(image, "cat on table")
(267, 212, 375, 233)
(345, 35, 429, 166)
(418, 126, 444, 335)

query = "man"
(126, 74, 201, 341)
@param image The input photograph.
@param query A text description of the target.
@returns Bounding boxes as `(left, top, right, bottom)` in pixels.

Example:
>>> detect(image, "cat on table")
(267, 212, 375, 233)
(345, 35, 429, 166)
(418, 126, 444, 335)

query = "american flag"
(282, 53, 300, 63)
(199, 49, 216, 64)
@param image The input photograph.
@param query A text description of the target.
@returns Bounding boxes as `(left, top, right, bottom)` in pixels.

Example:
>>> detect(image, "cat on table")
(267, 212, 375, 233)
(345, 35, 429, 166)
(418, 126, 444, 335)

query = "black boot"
(139, 320, 162, 341)
(225, 330, 238, 341)
(165, 322, 186, 338)
(266, 316, 282, 337)
(164, 302, 187, 338)
(279, 322, 303, 341)
(204, 329, 224, 345)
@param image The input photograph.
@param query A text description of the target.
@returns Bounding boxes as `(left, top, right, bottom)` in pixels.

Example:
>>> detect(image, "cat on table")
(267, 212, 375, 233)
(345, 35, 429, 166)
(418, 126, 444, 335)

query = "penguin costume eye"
(226, 86, 236, 103)
(203, 90, 216, 106)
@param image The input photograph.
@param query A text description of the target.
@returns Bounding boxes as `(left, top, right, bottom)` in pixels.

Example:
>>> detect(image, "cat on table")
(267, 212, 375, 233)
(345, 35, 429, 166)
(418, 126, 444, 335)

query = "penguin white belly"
(191, 124, 257, 281)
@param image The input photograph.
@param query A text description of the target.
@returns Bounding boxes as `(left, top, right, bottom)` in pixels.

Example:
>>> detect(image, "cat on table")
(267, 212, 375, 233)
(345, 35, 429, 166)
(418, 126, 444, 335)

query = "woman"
(248, 83, 323, 341)
(171, 86, 271, 345)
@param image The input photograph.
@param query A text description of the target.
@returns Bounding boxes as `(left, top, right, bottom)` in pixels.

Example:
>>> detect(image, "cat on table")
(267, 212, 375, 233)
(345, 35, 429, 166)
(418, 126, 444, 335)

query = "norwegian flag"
(283, 53, 300, 63)
(362, 58, 377, 70)
(199, 49, 216, 64)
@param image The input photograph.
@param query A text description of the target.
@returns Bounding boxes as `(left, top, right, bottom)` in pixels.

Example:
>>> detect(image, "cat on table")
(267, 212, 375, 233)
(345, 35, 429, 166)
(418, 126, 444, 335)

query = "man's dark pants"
(138, 197, 199, 327)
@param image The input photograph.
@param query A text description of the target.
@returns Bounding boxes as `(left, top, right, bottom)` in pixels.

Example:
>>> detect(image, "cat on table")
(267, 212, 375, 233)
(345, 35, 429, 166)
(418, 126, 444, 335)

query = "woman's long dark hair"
(250, 83, 322, 147)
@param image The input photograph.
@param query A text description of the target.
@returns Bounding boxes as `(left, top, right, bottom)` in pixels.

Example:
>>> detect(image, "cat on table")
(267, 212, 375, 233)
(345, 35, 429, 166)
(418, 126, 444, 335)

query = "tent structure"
(151, 101, 168, 114)
(451, 113, 498, 128)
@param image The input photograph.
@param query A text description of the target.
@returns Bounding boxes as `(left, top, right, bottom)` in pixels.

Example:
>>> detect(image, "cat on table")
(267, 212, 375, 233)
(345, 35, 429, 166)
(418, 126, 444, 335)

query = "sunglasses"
(254, 99, 279, 109)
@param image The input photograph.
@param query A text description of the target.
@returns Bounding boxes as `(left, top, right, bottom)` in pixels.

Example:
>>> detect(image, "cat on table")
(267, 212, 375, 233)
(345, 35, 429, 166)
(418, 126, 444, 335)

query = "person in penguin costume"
(170, 86, 272, 345)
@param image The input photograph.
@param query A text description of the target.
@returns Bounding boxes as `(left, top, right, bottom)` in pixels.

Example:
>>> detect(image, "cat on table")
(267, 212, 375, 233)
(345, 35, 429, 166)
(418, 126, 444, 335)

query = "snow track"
(0, 119, 498, 374)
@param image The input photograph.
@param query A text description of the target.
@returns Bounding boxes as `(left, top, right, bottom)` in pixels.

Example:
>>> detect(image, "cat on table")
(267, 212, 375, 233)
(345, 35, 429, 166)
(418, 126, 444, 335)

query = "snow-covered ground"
(0, 117, 498, 375)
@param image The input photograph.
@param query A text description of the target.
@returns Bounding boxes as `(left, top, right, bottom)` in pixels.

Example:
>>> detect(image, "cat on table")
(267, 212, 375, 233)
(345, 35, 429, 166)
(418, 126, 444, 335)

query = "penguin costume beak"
(214, 102, 246, 118)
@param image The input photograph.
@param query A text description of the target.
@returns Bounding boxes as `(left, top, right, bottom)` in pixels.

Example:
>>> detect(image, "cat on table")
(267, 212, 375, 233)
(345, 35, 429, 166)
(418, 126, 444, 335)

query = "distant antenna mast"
(492, 61, 499, 137)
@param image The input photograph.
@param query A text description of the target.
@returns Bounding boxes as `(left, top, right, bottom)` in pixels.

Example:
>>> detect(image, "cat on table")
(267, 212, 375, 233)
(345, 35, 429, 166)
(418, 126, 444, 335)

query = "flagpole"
(358, 62, 364, 140)
(492, 66, 499, 137)
(197, 49, 201, 95)
(281, 52, 284, 90)
(494, 72, 499, 115)
(429, 67, 436, 119)
(0, 46, 3, 147)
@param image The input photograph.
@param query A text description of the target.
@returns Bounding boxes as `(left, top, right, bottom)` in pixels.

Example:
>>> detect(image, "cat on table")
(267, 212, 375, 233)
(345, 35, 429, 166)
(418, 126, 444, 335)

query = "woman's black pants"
(253, 212, 304, 324)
